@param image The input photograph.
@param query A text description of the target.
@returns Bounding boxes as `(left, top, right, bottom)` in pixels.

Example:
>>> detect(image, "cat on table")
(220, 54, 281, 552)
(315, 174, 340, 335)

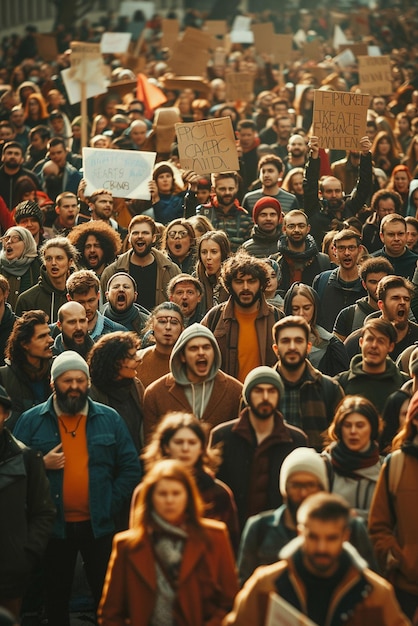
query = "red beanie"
(252, 196, 282, 223)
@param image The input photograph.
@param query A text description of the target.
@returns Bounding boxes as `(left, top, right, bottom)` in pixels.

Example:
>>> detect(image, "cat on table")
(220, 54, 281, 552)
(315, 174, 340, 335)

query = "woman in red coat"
(98, 459, 238, 626)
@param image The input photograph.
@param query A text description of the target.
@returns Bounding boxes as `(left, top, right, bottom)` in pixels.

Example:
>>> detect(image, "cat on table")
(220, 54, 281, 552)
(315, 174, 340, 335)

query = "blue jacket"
(14, 396, 141, 539)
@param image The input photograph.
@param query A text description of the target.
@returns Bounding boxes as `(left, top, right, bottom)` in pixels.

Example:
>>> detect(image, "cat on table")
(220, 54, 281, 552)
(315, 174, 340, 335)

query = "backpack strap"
(384, 450, 404, 521)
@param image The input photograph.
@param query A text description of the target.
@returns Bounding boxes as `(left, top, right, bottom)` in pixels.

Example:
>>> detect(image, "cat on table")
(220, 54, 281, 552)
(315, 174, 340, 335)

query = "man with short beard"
(242, 154, 298, 216)
(52, 301, 94, 358)
(103, 272, 149, 335)
(272, 316, 344, 450)
(283, 133, 308, 173)
(13, 350, 141, 626)
(201, 252, 282, 382)
(67, 220, 122, 279)
(271, 209, 331, 293)
(209, 366, 307, 530)
(101, 215, 180, 311)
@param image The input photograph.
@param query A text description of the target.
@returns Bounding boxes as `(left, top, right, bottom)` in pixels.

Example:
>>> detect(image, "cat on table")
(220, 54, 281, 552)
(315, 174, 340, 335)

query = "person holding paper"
(226, 493, 409, 626)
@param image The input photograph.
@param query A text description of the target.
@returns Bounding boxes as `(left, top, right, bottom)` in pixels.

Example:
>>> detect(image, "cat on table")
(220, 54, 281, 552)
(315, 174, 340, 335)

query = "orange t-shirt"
(58, 414, 90, 522)
(235, 308, 260, 383)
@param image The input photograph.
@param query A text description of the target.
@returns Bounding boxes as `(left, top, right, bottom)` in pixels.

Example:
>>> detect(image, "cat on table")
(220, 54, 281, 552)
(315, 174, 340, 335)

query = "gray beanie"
(279, 447, 329, 497)
(242, 366, 285, 404)
(51, 350, 89, 382)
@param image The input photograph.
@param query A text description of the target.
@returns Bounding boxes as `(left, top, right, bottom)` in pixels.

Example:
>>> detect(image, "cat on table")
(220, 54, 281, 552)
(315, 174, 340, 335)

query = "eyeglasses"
(155, 316, 182, 327)
(335, 245, 358, 252)
(285, 223, 307, 230)
(167, 230, 189, 239)
(287, 481, 321, 492)
(1, 234, 22, 244)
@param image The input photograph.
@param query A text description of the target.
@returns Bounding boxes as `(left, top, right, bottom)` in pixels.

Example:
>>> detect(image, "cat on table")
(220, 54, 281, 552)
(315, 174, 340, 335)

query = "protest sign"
(338, 43, 368, 57)
(69, 42, 105, 84)
(175, 117, 239, 175)
(35, 34, 59, 62)
(358, 55, 392, 94)
(266, 592, 318, 626)
(61, 68, 107, 105)
(273, 35, 294, 65)
(163, 77, 211, 97)
(100, 32, 132, 54)
(302, 40, 323, 62)
(332, 48, 356, 68)
(169, 28, 211, 76)
(350, 9, 370, 36)
(204, 20, 227, 37)
(161, 19, 179, 49)
(312, 90, 369, 150)
(83, 147, 156, 200)
(225, 72, 254, 101)
(230, 15, 254, 44)
(253, 23, 275, 55)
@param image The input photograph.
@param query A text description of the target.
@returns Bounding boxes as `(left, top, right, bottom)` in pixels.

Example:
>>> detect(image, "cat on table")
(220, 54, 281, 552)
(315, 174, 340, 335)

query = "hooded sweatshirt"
(406, 179, 418, 217)
(169, 323, 222, 419)
(14, 266, 68, 323)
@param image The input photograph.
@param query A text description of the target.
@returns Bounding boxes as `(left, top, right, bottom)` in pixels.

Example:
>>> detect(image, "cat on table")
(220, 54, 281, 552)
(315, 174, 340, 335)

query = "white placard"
(266, 592, 318, 626)
(332, 48, 356, 68)
(82, 147, 156, 200)
(61, 68, 108, 105)
(368, 46, 381, 56)
(231, 15, 252, 31)
(100, 32, 132, 54)
(230, 30, 254, 44)
(119, 1, 155, 19)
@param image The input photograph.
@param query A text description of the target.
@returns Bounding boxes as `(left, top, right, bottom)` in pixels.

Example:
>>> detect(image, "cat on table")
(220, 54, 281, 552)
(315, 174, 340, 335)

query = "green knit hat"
(242, 366, 284, 404)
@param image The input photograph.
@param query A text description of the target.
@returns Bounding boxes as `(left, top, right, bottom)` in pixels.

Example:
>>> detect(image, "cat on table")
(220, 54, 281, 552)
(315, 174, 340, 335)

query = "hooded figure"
(143, 323, 243, 441)
(0, 226, 41, 310)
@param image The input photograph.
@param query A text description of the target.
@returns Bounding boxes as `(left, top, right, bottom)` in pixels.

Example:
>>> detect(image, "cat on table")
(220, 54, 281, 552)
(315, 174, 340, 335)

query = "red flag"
(136, 73, 167, 119)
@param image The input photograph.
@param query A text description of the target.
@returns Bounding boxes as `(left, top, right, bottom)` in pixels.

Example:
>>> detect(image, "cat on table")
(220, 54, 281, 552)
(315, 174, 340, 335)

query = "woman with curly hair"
(161, 218, 196, 274)
(67, 220, 122, 278)
(88, 330, 144, 453)
(131, 412, 239, 551)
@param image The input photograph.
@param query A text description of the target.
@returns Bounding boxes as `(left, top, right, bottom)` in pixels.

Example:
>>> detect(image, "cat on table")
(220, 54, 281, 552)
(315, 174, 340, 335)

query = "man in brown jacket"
(225, 493, 409, 626)
(143, 323, 242, 441)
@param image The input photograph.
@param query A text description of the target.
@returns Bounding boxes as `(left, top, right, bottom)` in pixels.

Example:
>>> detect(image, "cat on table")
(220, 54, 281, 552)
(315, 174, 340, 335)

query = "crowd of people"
(0, 3, 418, 626)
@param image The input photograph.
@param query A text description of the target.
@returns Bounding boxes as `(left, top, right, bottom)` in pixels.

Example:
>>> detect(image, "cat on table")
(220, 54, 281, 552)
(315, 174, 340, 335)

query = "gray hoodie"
(169, 323, 222, 419)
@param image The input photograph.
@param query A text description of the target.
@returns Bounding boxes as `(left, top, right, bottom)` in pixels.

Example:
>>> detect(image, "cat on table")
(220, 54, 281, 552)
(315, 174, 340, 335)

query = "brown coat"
(98, 519, 239, 626)
(224, 546, 410, 626)
(143, 370, 243, 442)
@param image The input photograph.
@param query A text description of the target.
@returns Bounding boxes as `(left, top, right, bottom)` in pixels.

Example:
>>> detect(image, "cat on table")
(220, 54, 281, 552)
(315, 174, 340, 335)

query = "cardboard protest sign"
(273, 35, 294, 65)
(161, 19, 179, 49)
(358, 55, 392, 95)
(253, 23, 275, 55)
(266, 592, 318, 626)
(61, 68, 107, 105)
(35, 34, 59, 62)
(312, 90, 369, 150)
(225, 72, 254, 101)
(83, 147, 156, 199)
(303, 40, 323, 62)
(70, 42, 106, 85)
(100, 32, 132, 54)
(350, 9, 370, 37)
(204, 20, 227, 37)
(338, 43, 368, 57)
(163, 77, 211, 97)
(175, 117, 239, 175)
(169, 28, 211, 77)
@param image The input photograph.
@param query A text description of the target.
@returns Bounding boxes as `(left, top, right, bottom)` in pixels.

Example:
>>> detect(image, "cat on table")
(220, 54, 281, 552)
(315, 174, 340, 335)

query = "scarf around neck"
(329, 440, 380, 479)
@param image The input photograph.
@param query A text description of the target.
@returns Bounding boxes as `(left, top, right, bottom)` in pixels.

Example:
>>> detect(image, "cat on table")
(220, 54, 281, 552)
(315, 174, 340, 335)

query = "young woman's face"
(28, 97, 40, 116)
(164, 427, 203, 469)
(265, 268, 278, 294)
(393, 171, 410, 194)
(290, 172, 304, 195)
(290, 293, 314, 325)
(152, 478, 188, 524)
(399, 398, 410, 429)
(341, 413, 372, 452)
(200, 239, 222, 276)
(156, 172, 173, 194)
(116, 348, 139, 380)
(377, 138, 390, 155)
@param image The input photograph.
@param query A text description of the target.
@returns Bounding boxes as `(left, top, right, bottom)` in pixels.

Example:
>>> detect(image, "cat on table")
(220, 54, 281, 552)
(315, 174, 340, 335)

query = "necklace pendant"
(71, 431, 76, 437)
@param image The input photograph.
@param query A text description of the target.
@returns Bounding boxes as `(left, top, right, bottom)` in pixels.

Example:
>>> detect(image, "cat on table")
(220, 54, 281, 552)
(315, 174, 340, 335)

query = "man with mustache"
(67, 220, 122, 279)
(272, 316, 344, 450)
(196, 171, 253, 252)
(52, 301, 93, 359)
(226, 493, 408, 626)
(202, 252, 280, 382)
(143, 323, 242, 442)
(209, 366, 307, 530)
(13, 351, 141, 626)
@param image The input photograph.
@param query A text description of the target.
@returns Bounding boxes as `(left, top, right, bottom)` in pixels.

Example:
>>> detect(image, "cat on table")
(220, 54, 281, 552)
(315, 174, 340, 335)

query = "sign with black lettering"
(358, 55, 392, 95)
(82, 148, 156, 199)
(312, 90, 369, 150)
(175, 117, 239, 175)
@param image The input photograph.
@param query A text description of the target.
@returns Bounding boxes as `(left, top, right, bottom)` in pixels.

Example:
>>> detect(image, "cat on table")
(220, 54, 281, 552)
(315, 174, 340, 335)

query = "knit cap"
(14, 200, 44, 225)
(242, 366, 284, 404)
(51, 351, 89, 382)
(409, 346, 418, 376)
(252, 197, 282, 223)
(279, 447, 329, 496)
